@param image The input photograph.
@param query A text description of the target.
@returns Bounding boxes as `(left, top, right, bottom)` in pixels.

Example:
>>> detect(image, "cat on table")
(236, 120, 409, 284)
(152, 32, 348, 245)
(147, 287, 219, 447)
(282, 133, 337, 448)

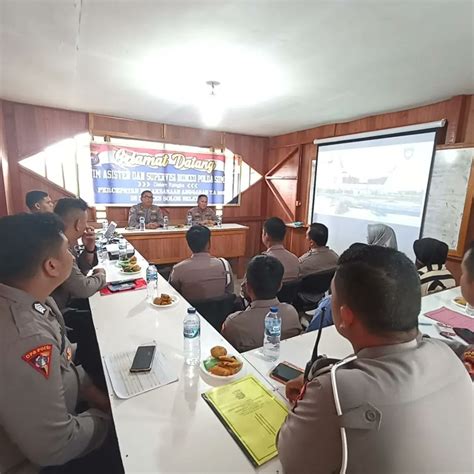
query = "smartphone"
(108, 282, 136, 292)
(270, 361, 304, 384)
(130, 344, 156, 373)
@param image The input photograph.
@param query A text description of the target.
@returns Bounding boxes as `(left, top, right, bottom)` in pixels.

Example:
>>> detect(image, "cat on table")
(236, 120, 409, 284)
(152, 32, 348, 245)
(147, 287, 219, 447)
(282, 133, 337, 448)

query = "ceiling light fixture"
(201, 80, 223, 128)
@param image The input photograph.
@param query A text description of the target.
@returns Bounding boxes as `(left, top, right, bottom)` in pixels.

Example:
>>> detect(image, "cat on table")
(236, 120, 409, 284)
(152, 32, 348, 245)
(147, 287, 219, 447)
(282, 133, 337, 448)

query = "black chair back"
(189, 293, 237, 332)
(277, 279, 301, 304)
(296, 268, 336, 310)
(300, 268, 335, 294)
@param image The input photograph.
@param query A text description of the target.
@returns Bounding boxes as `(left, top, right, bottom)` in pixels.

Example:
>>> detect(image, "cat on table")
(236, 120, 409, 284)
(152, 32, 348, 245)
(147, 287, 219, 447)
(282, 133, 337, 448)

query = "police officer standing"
(128, 190, 164, 229)
(0, 213, 111, 472)
(278, 245, 472, 473)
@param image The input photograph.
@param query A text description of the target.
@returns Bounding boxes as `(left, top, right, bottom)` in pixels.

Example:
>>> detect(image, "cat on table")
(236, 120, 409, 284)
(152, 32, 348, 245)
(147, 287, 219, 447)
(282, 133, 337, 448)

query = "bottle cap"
(270, 307, 278, 313)
(187, 307, 196, 314)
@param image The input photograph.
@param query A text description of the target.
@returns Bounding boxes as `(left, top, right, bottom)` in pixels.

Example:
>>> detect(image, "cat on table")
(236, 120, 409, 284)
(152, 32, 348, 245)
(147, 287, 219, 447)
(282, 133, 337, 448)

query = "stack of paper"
(104, 349, 178, 399)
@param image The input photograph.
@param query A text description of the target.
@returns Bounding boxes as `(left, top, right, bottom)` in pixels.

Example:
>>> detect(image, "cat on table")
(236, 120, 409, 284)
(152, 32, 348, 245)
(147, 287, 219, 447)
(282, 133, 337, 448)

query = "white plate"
(119, 269, 142, 276)
(200, 356, 244, 380)
(149, 294, 179, 309)
(452, 297, 467, 309)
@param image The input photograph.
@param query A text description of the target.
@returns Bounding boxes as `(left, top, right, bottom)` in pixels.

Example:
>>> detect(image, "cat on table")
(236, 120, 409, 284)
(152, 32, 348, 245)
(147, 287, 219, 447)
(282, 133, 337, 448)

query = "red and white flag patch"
(22, 344, 53, 379)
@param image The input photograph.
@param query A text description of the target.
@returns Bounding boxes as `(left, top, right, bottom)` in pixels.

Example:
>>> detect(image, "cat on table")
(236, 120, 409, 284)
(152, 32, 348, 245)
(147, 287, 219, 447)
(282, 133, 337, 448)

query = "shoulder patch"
(22, 344, 53, 378)
(32, 302, 47, 315)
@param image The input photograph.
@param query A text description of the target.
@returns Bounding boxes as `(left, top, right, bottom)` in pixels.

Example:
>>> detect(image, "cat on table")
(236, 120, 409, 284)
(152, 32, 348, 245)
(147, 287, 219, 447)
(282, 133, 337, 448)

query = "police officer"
(186, 194, 217, 225)
(128, 190, 164, 229)
(169, 225, 233, 301)
(262, 217, 300, 282)
(0, 213, 110, 472)
(298, 223, 338, 277)
(51, 198, 106, 311)
(278, 245, 473, 473)
(221, 255, 301, 352)
(25, 190, 55, 214)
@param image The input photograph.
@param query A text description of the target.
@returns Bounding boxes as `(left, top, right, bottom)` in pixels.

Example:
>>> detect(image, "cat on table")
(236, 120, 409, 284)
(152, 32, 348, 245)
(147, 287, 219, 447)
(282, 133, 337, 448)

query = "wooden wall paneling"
(459, 96, 474, 144)
(285, 226, 308, 257)
(224, 133, 268, 176)
(269, 123, 335, 148)
(18, 168, 75, 210)
(297, 143, 317, 223)
(224, 179, 264, 219)
(2, 102, 23, 213)
(265, 146, 299, 221)
(8, 102, 88, 162)
(0, 101, 10, 215)
(90, 114, 164, 142)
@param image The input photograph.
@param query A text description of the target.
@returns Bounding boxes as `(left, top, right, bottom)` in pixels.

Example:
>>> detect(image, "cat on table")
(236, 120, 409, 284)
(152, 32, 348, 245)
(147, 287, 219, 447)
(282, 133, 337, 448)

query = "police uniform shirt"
(221, 298, 302, 352)
(298, 246, 339, 278)
(169, 252, 233, 301)
(277, 335, 473, 474)
(51, 248, 106, 312)
(186, 206, 217, 225)
(128, 204, 164, 228)
(263, 244, 300, 282)
(0, 284, 109, 473)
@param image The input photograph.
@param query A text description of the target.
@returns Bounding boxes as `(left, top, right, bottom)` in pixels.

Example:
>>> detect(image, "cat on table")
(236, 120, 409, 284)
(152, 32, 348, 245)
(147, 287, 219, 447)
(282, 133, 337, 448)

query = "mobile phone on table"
(130, 344, 156, 373)
(270, 361, 304, 384)
(108, 282, 136, 292)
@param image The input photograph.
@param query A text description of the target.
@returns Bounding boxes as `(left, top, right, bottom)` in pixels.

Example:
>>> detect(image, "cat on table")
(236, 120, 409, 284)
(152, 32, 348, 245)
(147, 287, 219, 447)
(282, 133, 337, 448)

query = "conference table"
(90, 241, 472, 473)
(118, 223, 249, 277)
(243, 286, 472, 394)
(89, 250, 283, 473)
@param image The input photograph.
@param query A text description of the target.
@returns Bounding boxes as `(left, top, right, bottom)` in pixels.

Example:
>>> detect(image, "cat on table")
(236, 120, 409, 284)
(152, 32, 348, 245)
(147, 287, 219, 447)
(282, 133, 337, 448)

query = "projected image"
(310, 132, 436, 258)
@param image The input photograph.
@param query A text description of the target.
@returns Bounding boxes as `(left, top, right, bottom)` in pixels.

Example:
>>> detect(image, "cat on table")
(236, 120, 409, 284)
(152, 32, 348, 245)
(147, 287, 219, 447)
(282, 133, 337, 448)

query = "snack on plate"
(204, 346, 243, 377)
(153, 294, 173, 306)
(463, 348, 474, 375)
(122, 263, 141, 273)
(454, 296, 467, 307)
(211, 346, 227, 358)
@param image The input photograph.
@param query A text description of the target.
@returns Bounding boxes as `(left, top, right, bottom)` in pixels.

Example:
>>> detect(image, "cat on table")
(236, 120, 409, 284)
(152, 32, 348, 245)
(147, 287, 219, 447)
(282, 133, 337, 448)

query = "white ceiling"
(0, 0, 473, 136)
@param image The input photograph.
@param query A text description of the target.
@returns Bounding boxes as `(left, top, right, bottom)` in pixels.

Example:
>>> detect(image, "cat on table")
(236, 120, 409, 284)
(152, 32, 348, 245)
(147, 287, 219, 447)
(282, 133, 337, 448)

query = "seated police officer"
(278, 245, 472, 473)
(0, 213, 111, 473)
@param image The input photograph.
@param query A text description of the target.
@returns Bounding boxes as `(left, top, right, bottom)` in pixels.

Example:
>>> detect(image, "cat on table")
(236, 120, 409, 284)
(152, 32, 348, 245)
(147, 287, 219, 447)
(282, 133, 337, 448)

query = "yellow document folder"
(202, 375, 288, 467)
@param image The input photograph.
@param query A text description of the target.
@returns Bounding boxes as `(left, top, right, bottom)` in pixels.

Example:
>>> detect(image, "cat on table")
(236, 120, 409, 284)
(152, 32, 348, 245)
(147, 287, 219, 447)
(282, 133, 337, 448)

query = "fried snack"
(153, 293, 173, 305)
(129, 256, 137, 264)
(219, 360, 242, 369)
(130, 264, 141, 272)
(210, 365, 235, 376)
(218, 355, 238, 363)
(211, 346, 227, 358)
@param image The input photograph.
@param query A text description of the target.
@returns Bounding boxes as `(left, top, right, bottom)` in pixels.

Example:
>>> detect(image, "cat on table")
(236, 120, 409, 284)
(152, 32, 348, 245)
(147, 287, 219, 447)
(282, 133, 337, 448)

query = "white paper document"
(104, 349, 178, 399)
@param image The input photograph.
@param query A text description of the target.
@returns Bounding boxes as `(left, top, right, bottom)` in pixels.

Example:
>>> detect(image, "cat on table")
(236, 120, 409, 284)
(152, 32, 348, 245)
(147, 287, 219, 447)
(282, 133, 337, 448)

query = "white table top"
(118, 223, 249, 236)
(243, 286, 471, 392)
(90, 252, 282, 473)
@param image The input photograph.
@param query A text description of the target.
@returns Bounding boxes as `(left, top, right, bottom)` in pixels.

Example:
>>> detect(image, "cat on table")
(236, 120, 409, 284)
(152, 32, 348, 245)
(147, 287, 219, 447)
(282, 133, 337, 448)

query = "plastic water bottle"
(139, 216, 145, 231)
(146, 265, 158, 300)
(163, 215, 169, 229)
(263, 307, 281, 361)
(184, 308, 201, 365)
(217, 215, 222, 228)
(118, 238, 128, 261)
(102, 219, 108, 233)
(186, 213, 192, 227)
